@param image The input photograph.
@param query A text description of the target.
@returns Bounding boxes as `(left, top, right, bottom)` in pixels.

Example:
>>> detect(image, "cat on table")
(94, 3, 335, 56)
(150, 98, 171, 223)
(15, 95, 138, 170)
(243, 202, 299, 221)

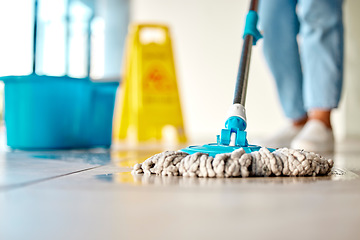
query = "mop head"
(132, 147, 333, 178)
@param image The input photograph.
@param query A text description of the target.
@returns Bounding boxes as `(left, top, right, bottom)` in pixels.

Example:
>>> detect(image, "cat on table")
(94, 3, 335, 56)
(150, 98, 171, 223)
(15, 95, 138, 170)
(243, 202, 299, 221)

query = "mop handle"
(233, 0, 261, 106)
(32, 0, 39, 74)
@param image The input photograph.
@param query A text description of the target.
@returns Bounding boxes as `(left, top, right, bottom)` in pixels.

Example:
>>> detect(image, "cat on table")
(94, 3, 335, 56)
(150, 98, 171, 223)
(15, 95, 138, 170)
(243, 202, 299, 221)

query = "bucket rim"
(0, 74, 120, 85)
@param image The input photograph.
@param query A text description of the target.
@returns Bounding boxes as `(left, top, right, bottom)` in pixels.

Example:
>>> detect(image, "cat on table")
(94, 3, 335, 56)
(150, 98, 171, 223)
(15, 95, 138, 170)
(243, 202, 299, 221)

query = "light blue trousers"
(258, 0, 344, 120)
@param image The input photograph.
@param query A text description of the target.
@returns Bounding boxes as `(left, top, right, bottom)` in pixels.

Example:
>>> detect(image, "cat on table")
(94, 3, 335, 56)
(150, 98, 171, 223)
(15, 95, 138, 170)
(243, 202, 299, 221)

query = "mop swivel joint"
(217, 104, 248, 147)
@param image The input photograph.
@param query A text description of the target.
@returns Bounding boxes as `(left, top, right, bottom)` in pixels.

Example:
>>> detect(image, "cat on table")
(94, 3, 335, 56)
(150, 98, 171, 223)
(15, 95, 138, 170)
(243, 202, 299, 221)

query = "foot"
(291, 119, 334, 153)
(255, 124, 303, 149)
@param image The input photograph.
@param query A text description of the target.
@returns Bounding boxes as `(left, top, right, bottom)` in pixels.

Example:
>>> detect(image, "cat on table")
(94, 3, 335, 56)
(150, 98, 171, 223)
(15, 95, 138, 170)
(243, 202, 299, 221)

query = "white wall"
(131, 0, 359, 143)
(343, 0, 360, 139)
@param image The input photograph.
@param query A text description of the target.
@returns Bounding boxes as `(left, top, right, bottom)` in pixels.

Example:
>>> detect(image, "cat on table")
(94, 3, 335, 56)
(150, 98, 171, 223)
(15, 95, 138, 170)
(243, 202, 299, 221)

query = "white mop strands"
(132, 148, 334, 178)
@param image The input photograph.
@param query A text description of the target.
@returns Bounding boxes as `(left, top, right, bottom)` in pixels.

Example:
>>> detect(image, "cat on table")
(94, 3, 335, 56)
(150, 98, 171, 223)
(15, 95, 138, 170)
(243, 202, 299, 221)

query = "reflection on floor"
(0, 140, 360, 240)
(96, 167, 358, 186)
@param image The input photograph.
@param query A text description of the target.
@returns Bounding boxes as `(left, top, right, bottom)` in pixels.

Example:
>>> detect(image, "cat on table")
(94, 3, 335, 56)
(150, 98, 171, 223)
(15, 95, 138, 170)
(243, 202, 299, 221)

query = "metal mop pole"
(32, 0, 39, 74)
(233, 0, 259, 106)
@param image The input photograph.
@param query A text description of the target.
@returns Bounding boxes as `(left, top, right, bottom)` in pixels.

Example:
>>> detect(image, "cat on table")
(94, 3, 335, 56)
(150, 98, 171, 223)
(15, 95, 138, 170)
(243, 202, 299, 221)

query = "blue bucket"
(1, 74, 119, 149)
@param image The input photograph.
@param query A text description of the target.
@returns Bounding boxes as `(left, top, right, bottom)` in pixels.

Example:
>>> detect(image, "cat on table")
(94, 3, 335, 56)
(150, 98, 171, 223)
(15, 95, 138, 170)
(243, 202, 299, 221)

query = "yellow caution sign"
(113, 24, 187, 144)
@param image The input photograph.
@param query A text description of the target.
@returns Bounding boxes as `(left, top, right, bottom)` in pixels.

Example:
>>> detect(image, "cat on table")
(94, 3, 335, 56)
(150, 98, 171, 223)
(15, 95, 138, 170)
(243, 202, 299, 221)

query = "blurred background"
(130, 0, 360, 143)
(0, 0, 359, 145)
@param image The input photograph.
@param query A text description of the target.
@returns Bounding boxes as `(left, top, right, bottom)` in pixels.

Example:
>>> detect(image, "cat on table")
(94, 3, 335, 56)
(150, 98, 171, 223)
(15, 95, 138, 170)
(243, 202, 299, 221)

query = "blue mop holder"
(243, 10, 262, 45)
(218, 116, 248, 147)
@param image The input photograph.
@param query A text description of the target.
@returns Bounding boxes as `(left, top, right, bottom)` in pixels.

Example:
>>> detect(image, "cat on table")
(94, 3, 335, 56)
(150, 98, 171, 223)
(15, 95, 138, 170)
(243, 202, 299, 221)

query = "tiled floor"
(0, 141, 360, 240)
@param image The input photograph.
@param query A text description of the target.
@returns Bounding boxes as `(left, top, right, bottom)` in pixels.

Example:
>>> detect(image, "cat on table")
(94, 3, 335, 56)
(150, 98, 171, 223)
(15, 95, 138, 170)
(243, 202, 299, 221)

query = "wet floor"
(1, 141, 360, 240)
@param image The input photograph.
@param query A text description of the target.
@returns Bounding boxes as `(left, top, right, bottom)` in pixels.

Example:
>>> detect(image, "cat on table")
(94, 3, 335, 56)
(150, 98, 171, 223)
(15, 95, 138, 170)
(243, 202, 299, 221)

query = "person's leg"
(298, 0, 344, 129)
(256, 0, 306, 148)
(291, 0, 344, 152)
(259, 0, 306, 123)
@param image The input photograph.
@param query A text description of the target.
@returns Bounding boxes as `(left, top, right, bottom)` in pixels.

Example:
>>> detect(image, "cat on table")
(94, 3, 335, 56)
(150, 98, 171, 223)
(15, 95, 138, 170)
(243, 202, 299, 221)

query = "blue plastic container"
(1, 74, 119, 149)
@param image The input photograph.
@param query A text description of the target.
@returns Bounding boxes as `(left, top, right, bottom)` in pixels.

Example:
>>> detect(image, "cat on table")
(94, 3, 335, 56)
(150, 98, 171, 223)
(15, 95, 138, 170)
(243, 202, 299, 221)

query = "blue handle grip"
(243, 10, 262, 45)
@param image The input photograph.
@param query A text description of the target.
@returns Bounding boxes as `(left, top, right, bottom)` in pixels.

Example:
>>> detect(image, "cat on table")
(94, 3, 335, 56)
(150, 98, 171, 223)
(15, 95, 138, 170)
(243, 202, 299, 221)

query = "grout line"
(0, 165, 104, 192)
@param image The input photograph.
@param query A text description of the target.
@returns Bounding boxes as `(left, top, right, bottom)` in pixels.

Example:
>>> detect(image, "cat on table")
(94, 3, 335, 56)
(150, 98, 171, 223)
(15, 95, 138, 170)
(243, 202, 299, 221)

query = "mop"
(132, 0, 334, 178)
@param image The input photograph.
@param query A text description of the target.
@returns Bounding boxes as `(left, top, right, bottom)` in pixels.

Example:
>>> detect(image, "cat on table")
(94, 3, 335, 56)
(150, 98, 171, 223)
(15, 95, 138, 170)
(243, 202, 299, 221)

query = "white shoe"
(255, 124, 303, 149)
(291, 119, 334, 153)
